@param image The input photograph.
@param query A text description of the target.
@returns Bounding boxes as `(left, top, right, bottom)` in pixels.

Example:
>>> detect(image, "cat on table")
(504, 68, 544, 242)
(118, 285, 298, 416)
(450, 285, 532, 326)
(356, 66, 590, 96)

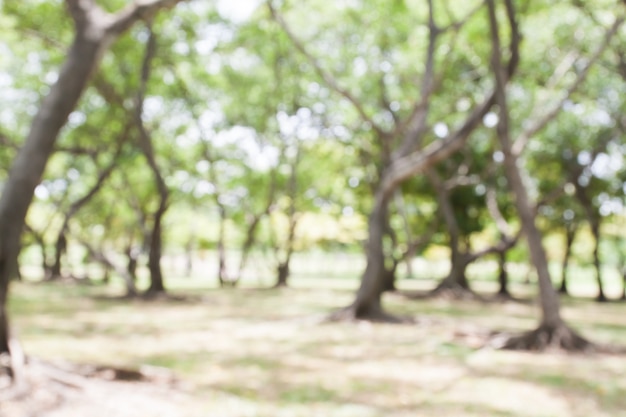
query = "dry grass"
(6, 274, 626, 417)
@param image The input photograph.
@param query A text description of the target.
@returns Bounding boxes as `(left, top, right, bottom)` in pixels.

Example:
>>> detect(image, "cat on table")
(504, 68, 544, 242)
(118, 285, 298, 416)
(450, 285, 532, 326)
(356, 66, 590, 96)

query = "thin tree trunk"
(496, 59, 561, 328)
(184, 238, 194, 277)
(559, 222, 577, 295)
(590, 220, 606, 302)
(573, 176, 607, 301)
(271, 144, 299, 289)
(497, 249, 510, 296)
(488, 0, 591, 350)
(233, 215, 262, 286)
(428, 169, 474, 296)
(216, 205, 228, 287)
(395, 190, 414, 279)
(125, 244, 139, 282)
(24, 224, 52, 279)
(49, 139, 124, 281)
(135, 25, 169, 296)
(49, 233, 67, 279)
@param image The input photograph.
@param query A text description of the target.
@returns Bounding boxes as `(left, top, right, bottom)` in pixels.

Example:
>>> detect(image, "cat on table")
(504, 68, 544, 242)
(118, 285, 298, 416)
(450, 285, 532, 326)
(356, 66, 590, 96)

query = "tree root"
(489, 292, 531, 304)
(428, 282, 484, 301)
(327, 304, 412, 324)
(498, 322, 594, 352)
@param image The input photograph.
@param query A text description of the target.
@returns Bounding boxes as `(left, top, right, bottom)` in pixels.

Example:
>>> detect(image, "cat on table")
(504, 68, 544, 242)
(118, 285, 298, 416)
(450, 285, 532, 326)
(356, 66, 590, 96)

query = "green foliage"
(2, 0, 624, 283)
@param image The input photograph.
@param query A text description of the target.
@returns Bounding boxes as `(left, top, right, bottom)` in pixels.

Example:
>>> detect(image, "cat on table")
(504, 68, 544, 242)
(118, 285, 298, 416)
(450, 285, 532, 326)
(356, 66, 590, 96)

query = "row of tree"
(1, 0, 626, 372)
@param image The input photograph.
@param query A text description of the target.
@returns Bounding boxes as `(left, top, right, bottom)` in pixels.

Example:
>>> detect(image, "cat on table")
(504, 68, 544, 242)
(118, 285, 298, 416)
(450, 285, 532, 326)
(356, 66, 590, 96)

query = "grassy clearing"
(7, 272, 626, 417)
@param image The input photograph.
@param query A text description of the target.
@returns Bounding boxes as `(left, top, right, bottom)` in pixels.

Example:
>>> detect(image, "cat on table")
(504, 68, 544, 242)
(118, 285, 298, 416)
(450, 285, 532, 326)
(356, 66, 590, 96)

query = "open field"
(5, 271, 626, 417)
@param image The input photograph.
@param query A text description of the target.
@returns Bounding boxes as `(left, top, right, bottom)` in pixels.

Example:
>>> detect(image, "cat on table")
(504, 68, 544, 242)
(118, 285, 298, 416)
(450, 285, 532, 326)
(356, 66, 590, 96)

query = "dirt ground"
(3, 280, 626, 417)
(0, 359, 207, 417)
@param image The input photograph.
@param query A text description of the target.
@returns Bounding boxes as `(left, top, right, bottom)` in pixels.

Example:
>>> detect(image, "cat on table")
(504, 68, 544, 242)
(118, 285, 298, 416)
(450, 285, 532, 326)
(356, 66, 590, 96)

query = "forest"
(1, 0, 626, 416)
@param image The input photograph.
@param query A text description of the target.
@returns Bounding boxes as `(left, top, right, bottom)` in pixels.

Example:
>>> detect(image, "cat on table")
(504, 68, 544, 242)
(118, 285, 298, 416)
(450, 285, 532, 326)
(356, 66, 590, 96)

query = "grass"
(7, 268, 626, 417)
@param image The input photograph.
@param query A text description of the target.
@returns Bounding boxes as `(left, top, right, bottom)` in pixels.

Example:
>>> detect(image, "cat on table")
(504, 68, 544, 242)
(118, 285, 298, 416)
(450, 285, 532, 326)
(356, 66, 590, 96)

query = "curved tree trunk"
(0, 20, 107, 358)
(559, 222, 577, 295)
(0, 0, 184, 362)
(573, 172, 607, 301)
(489, 0, 592, 351)
(135, 25, 170, 296)
(330, 192, 400, 321)
(427, 169, 474, 297)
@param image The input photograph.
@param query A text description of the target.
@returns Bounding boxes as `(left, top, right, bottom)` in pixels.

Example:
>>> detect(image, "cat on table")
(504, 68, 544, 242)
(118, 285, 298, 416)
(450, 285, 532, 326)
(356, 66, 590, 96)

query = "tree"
(0, 0, 185, 368)
(272, 0, 520, 321)
(488, 0, 624, 350)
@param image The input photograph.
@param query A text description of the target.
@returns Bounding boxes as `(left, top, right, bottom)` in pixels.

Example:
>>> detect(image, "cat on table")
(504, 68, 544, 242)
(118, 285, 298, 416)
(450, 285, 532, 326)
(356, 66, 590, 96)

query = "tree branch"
(267, 1, 387, 138)
(379, 0, 520, 199)
(391, 0, 439, 159)
(106, 0, 186, 35)
(512, 15, 624, 156)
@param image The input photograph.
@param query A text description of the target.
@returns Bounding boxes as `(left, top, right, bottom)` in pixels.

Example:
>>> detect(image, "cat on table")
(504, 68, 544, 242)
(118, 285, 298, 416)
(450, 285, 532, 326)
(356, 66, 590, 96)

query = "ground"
(2, 273, 626, 417)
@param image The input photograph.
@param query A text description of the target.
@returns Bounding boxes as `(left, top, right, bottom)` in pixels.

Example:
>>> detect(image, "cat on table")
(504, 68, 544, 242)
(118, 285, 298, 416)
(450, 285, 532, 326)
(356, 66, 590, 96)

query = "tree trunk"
(234, 215, 262, 286)
(0, 27, 106, 357)
(501, 110, 561, 326)
(432, 251, 473, 296)
(559, 222, 577, 295)
(49, 232, 67, 280)
(216, 205, 229, 287)
(135, 26, 169, 297)
(488, 0, 591, 351)
(590, 220, 606, 302)
(331, 192, 400, 321)
(427, 169, 474, 297)
(145, 214, 166, 294)
(275, 263, 290, 287)
(184, 239, 194, 277)
(50, 140, 123, 282)
(25, 224, 52, 279)
(497, 249, 510, 297)
(381, 260, 398, 292)
(125, 245, 139, 282)
(573, 174, 607, 301)
(351, 198, 387, 318)
(0, 0, 184, 362)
